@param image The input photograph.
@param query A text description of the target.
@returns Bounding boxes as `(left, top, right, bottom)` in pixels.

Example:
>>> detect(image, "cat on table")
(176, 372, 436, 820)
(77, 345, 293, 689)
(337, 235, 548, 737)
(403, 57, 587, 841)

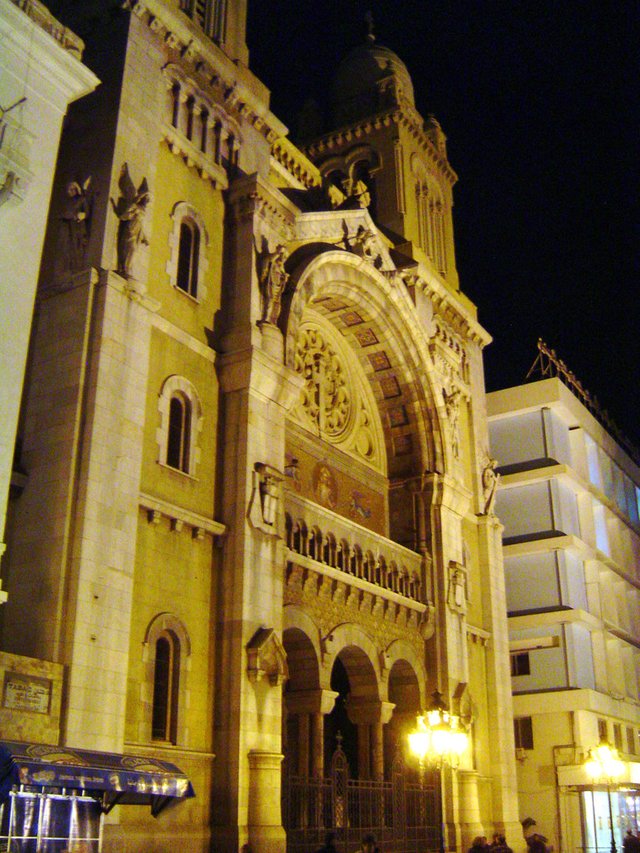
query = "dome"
(331, 36, 415, 125)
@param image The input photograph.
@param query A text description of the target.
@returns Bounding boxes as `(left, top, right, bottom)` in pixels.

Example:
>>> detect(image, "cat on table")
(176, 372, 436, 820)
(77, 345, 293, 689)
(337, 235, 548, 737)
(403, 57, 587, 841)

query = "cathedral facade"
(1, 1, 521, 851)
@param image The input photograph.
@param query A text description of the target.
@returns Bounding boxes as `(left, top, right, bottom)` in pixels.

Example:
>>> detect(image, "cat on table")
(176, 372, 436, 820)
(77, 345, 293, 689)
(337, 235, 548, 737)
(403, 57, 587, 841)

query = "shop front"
(0, 741, 194, 851)
(557, 760, 640, 853)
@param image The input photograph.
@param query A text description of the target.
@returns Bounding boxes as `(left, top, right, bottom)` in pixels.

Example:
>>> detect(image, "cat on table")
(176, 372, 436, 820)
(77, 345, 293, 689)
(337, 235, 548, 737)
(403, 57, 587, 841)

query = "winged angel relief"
(110, 163, 150, 279)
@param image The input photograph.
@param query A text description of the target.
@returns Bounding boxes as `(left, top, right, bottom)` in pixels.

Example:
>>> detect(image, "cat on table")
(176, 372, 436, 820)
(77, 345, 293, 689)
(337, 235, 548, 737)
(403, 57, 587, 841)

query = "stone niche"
(0, 652, 63, 744)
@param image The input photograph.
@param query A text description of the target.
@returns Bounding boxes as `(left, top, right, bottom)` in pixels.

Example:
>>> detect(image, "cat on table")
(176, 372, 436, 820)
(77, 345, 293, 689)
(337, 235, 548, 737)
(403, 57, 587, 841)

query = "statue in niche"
(443, 386, 462, 458)
(59, 176, 92, 274)
(448, 561, 468, 613)
(110, 163, 150, 279)
(340, 175, 371, 209)
(351, 224, 376, 261)
(258, 242, 289, 325)
(481, 456, 500, 515)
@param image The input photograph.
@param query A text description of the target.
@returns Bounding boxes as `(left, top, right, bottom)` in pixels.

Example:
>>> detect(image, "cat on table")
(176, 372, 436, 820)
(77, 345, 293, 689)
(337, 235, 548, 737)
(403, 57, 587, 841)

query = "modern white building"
(0, 0, 98, 591)
(488, 349, 640, 853)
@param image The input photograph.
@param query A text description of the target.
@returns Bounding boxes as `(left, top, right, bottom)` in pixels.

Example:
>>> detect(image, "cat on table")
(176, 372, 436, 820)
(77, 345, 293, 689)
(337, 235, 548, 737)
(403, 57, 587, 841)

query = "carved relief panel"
(290, 318, 384, 472)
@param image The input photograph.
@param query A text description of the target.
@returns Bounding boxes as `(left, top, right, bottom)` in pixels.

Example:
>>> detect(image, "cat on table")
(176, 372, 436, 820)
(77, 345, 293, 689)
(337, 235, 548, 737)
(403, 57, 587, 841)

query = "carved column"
(357, 724, 371, 780)
(346, 699, 395, 781)
(371, 718, 384, 781)
(286, 688, 338, 780)
(311, 711, 324, 778)
(298, 713, 310, 778)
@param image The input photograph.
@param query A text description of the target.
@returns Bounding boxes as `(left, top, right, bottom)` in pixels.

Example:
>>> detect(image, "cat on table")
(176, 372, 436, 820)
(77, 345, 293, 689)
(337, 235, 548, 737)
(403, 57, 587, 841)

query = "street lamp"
(584, 738, 624, 853)
(408, 691, 470, 853)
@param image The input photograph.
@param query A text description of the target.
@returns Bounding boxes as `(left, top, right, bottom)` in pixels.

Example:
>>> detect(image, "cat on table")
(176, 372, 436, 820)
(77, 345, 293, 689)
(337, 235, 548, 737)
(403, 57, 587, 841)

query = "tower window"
(177, 219, 200, 297)
(157, 375, 203, 478)
(167, 394, 192, 472)
(152, 632, 180, 743)
(167, 203, 208, 302)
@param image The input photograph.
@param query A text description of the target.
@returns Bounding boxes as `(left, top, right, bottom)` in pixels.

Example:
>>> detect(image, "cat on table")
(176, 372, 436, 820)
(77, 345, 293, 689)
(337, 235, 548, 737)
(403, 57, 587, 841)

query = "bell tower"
(304, 27, 460, 292)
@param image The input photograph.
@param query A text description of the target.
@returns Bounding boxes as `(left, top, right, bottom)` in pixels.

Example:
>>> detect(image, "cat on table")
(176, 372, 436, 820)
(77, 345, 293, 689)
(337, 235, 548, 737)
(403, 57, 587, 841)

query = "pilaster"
(213, 337, 302, 852)
(476, 512, 521, 845)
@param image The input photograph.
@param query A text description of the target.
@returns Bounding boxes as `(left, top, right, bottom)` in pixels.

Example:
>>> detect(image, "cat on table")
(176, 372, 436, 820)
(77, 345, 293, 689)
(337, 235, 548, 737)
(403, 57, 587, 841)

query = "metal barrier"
(282, 746, 440, 853)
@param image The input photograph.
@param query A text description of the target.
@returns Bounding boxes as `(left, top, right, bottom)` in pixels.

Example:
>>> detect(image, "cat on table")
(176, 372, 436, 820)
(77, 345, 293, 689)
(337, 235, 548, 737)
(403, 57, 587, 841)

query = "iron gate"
(282, 744, 440, 853)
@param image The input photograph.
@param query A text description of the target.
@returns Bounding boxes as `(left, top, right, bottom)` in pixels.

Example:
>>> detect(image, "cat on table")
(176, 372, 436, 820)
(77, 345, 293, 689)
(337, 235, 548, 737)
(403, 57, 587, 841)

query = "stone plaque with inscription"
(3, 672, 52, 714)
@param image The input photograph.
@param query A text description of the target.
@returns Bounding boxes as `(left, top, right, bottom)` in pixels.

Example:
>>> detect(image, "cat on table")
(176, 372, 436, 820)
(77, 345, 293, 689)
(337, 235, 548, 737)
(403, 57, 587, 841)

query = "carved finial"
(336, 730, 344, 748)
(364, 10, 375, 42)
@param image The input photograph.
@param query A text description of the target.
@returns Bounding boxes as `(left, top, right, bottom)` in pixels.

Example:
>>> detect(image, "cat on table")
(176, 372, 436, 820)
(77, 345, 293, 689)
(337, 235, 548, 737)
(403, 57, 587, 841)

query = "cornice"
(271, 136, 321, 190)
(407, 273, 491, 348)
(226, 172, 299, 236)
(304, 106, 458, 186)
(123, 0, 287, 144)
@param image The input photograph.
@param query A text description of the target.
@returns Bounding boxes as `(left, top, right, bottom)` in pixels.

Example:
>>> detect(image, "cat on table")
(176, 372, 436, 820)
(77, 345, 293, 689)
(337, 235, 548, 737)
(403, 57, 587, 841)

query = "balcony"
(284, 492, 428, 623)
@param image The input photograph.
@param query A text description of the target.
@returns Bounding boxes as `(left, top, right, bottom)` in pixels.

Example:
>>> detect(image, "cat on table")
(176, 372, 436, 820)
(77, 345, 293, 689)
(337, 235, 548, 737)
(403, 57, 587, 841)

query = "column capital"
(421, 471, 472, 518)
(346, 698, 395, 725)
(285, 688, 339, 716)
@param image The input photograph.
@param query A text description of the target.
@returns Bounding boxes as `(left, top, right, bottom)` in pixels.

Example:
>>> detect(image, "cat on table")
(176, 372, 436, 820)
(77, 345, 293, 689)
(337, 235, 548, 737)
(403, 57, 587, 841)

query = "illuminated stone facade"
(0, 0, 97, 599)
(2, 2, 521, 851)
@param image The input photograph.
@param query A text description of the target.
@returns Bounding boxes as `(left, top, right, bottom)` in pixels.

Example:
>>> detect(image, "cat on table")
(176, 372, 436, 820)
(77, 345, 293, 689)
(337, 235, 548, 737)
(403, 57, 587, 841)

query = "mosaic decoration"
(342, 311, 364, 326)
(349, 490, 372, 520)
(379, 375, 401, 399)
(284, 452, 302, 492)
(354, 328, 378, 347)
(312, 461, 338, 509)
(388, 406, 409, 428)
(368, 351, 391, 372)
(393, 434, 413, 456)
(314, 296, 347, 313)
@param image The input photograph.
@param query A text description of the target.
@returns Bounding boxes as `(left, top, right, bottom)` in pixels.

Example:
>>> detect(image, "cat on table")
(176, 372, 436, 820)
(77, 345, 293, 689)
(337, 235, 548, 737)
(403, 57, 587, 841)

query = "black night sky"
(247, 1, 639, 449)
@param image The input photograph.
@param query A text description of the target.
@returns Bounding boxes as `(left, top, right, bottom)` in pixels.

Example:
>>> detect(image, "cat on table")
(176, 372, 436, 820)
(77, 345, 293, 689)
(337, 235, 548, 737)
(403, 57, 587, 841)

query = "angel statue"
(110, 163, 150, 278)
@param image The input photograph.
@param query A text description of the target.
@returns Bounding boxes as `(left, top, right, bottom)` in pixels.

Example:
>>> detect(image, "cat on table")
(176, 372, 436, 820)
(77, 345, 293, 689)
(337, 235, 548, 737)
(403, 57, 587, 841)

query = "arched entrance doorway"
(282, 632, 438, 853)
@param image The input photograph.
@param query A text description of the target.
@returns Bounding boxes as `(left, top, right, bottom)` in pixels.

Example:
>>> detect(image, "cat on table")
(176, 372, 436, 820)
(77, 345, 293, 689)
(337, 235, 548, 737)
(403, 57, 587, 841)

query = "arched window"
(157, 375, 203, 477)
(167, 203, 209, 301)
(170, 83, 180, 128)
(177, 218, 200, 296)
(152, 631, 180, 743)
(144, 614, 191, 747)
(199, 109, 208, 153)
(166, 393, 191, 472)
(185, 95, 195, 141)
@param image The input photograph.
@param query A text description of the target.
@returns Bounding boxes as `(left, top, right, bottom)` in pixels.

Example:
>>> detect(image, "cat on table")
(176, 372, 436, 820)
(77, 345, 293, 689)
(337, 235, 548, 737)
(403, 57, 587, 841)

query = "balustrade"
(284, 494, 424, 605)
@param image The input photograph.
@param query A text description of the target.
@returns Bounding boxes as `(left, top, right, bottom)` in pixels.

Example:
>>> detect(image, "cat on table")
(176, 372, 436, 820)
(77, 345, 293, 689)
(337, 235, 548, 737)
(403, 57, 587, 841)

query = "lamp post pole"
(584, 739, 624, 853)
(606, 781, 616, 853)
(408, 690, 469, 853)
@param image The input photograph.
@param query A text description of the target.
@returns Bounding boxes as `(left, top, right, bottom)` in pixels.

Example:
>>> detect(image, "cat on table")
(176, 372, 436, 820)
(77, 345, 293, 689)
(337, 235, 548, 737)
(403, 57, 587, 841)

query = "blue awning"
(0, 741, 195, 816)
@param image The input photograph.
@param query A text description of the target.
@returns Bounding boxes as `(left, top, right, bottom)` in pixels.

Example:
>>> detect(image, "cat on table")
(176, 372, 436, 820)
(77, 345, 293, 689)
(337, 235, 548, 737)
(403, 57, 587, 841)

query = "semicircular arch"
(322, 621, 382, 697)
(385, 639, 427, 708)
(285, 249, 446, 477)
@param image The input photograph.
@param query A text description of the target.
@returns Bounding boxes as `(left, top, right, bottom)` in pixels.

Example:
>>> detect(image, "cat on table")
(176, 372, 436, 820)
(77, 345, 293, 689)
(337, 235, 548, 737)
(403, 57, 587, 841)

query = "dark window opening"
(152, 633, 180, 743)
(177, 219, 200, 297)
(514, 717, 534, 750)
(510, 652, 531, 677)
(167, 395, 191, 472)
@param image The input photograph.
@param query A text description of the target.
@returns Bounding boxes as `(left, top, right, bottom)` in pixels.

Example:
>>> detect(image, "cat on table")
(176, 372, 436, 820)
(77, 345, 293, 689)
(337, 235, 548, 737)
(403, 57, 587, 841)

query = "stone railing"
(284, 492, 425, 605)
(11, 0, 85, 57)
